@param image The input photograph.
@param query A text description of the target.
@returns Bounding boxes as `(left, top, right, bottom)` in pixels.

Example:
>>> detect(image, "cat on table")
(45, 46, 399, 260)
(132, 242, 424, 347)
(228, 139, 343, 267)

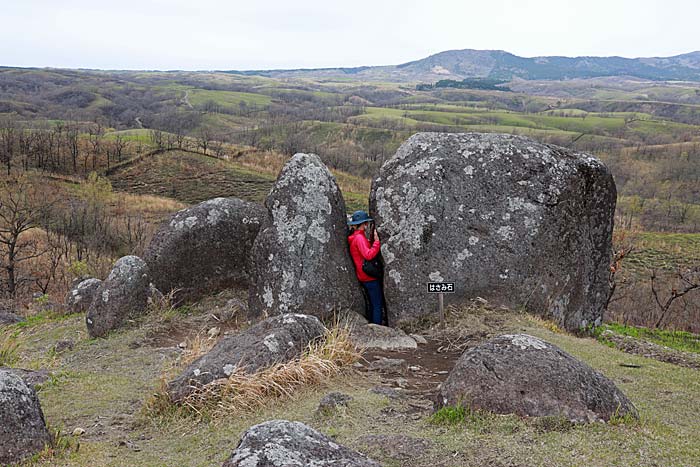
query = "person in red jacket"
(347, 210, 384, 325)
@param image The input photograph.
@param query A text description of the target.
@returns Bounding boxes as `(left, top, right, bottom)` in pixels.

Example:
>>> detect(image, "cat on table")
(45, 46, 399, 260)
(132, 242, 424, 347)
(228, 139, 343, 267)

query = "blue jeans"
(362, 280, 384, 325)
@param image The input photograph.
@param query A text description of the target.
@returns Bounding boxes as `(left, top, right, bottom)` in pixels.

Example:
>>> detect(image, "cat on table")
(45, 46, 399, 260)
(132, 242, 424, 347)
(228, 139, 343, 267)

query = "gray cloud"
(0, 0, 697, 70)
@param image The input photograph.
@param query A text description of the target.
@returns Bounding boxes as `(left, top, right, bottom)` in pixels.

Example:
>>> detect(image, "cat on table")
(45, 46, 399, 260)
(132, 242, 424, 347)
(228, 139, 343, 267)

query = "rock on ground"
(370, 132, 616, 331)
(0, 368, 50, 390)
(222, 420, 380, 467)
(168, 314, 326, 402)
(368, 357, 408, 375)
(0, 369, 51, 464)
(317, 392, 353, 415)
(65, 278, 102, 314)
(0, 312, 22, 325)
(143, 197, 264, 302)
(86, 256, 158, 338)
(248, 153, 364, 319)
(351, 323, 417, 350)
(436, 334, 638, 422)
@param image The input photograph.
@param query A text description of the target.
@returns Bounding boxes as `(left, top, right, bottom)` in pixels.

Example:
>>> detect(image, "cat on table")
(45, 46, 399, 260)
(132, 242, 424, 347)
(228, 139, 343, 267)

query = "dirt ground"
(6, 297, 700, 467)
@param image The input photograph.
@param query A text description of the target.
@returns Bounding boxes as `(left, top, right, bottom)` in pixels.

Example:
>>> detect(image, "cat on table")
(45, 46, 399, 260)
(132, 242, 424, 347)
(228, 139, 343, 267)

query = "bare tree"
(0, 121, 17, 176)
(66, 123, 80, 174)
(650, 267, 700, 328)
(0, 176, 52, 297)
(197, 128, 213, 155)
(113, 134, 126, 163)
(88, 121, 104, 171)
(150, 129, 165, 150)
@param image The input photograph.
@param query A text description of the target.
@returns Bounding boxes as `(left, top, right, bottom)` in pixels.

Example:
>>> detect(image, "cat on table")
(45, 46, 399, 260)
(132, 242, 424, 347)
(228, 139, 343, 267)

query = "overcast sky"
(1, 0, 698, 70)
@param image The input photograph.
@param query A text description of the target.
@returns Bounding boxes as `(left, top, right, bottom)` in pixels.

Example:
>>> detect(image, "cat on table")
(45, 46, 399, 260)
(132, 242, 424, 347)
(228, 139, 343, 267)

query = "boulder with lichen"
(370, 132, 616, 331)
(143, 197, 264, 302)
(248, 153, 364, 318)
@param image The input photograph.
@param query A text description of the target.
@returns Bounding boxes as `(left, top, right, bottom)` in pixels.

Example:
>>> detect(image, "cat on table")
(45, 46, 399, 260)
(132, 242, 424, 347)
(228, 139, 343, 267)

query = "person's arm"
(356, 232, 381, 260)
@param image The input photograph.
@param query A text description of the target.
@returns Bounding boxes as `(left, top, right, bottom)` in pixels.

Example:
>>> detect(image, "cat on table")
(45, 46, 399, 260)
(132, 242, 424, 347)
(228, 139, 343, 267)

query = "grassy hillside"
(7, 304, 698, 467)
(108, 150, 275, 205)
(2, 65, 699, 232)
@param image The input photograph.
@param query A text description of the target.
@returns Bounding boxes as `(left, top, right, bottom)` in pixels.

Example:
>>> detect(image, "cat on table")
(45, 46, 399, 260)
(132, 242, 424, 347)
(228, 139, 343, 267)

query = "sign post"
(427, 282, 455, 327)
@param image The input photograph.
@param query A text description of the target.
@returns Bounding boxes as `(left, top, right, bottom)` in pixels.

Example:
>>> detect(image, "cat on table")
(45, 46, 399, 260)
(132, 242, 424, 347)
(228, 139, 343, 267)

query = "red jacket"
(348, 229, 381, 282)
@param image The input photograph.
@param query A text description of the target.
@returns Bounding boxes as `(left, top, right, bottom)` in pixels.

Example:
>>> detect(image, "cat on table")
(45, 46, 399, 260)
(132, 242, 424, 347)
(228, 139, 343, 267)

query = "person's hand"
(373, 230, 379, 242)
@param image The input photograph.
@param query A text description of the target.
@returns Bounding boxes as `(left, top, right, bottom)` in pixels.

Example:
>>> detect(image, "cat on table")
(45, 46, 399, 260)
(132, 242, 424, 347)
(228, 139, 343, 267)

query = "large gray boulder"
(0, 369, 51, 464)
(436, 334, 638, 423)
(168, 314, 326, 402)
(248, 153, 364, 319)
(65, 278, 102, 314)
(143, 197, 264, 302)
(222, 420, 380, 467)
(0, 301, 22, 325)
(0, 312, 22, 325)
(370, 132, 616, 330)
(86, 256, 157, 338)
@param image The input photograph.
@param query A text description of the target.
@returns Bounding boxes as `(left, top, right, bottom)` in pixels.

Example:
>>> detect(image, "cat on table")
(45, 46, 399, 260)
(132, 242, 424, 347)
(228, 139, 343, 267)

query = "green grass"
(595, 323, 700, 354)
(103, 129, 154, 143)
(108, 150, 275, 204)
(0, 332, 19, 366)
(186, 88, 273, 107)
(624, 231, 700, 273)
(8, 302, 699, 467)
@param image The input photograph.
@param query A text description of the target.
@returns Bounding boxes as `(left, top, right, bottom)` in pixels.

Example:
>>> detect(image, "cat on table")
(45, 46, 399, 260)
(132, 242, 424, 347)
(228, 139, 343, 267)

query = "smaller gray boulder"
(65, 278, 102, 314)
(144, 197, 265, 302)
(86, 256, 157, 338)
(436, 334, 638, 423)
(368, 357, 408, 375)
(317, 392, 353, 415)
(222, 420, 380, 467)
(168, 314, 326, 402)
(0, 370, 51, 464)
(0, 301, 22, 325)
(350, 324, 417, 350)
(0, 368, 50, 390)
(0, 312, 22, 325)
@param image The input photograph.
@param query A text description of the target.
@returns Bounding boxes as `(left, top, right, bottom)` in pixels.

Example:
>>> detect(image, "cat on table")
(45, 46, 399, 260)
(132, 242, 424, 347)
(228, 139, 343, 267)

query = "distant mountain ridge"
(228, 49, 700, 82)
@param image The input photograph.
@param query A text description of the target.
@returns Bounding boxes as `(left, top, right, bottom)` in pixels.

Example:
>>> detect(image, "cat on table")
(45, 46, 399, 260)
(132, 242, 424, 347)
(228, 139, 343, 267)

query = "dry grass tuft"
(145, 325, 360, 422)
(528, 315, 565, 334)
(0, 331, 20, 366)
(179, 333, 217, 368)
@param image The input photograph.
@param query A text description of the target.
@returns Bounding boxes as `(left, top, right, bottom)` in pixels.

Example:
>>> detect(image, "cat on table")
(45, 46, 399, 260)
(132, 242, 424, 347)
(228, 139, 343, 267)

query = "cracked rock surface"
(222, 419, 381, 467)
(86, 256, 158, 338)
(370, 132, 616, 331)
(144, 197, 265, 302)
(249, 153, 364, 319)
(436, 334, 637, 422)
(65, 278, 102, 314)
(0, 369, 50, 464)
(167, 314, 326, 402)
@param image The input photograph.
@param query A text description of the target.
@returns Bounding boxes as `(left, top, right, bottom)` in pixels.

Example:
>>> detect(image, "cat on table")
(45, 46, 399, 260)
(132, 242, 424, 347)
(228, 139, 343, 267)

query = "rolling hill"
(229, 49, 700, 83)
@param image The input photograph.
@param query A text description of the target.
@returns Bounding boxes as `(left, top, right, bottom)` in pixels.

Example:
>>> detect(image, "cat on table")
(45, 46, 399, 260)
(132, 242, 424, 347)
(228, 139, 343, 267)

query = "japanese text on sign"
(427, 282, 455, 293)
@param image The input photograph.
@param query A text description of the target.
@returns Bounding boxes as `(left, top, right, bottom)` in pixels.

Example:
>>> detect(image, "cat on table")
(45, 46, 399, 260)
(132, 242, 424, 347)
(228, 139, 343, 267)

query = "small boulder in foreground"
(167, 314, 326, 402)
(0, 369, 51, 464)
(222, 420, 381, 467)
(436, 334, 638, 423)
(86, 255, 158, 338)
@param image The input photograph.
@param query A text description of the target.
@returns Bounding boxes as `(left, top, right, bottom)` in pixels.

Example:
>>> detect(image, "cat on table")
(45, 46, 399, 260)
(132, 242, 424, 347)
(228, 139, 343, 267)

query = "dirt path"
(600, 331, 700, 369)
(181, 90, 193, 109)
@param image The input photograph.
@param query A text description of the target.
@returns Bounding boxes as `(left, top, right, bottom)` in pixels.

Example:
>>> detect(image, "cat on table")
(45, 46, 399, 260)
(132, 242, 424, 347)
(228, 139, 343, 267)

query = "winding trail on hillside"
(181, 90, 193, 109)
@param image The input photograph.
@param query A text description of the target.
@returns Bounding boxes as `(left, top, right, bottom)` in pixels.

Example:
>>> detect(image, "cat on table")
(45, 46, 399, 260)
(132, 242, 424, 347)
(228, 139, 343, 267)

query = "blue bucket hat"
(348, 210, 373, 226)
